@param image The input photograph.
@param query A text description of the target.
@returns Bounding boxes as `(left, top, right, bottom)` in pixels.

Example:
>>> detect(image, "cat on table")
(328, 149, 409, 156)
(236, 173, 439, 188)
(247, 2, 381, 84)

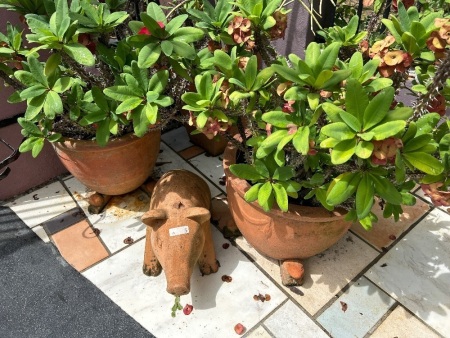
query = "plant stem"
(412, 51, 450, 120)
(61, 53, 102, 89)
(0, 69, 25, 90)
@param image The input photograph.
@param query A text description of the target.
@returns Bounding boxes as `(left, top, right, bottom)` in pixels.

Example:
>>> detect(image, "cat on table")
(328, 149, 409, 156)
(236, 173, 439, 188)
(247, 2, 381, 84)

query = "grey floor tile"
(365, 208, 450, 337)
(265, 301, 328, 338)
(42, 207, 85, 235)
(161, 127, 193, 151)
(317, 277, 395, 338)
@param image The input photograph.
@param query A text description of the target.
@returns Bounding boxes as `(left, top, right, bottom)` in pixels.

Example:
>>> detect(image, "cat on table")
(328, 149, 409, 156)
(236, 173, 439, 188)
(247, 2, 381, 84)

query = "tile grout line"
(313, 207, 438, 332)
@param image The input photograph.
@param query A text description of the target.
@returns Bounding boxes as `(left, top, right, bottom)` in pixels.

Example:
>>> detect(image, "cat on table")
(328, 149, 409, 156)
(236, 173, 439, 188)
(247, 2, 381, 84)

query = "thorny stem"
(167, 0, 192, 19)
(364, 0, 389, 42)
(61, 53, 102, 89)
(0, 69, 24, 90)
(412, 51, 450, 120)
(254, 31, 278, 66)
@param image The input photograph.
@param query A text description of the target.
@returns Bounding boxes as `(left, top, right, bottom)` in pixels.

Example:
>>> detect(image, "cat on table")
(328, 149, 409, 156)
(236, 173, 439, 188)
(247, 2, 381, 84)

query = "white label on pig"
(169, 226, 189, 236)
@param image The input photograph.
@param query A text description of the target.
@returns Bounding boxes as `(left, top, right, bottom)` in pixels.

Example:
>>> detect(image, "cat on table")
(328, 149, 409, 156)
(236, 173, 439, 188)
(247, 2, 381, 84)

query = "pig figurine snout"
(142, 170, 219, 296)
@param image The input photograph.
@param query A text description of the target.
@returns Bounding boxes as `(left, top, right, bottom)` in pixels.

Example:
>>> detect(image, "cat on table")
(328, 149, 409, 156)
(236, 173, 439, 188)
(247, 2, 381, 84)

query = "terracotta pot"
(223, 141, 351, 284)
(184, 124, 228, 156)
(53, 128, 161, 196)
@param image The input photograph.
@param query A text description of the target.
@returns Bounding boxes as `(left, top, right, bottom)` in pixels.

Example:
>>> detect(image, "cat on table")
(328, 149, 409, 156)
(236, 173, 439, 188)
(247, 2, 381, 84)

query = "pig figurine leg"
(198, 221, 220, 275)
(143, 226, 162, 276)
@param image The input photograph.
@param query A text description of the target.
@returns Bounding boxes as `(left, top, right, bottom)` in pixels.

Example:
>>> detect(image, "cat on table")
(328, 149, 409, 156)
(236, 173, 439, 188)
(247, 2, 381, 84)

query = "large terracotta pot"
(223, 141, 351, 284)
(53, 128, 161, 196)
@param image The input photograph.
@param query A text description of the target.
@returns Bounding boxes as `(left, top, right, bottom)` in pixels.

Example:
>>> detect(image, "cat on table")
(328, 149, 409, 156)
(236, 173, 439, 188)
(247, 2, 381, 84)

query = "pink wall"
(0, 9, 67, 201)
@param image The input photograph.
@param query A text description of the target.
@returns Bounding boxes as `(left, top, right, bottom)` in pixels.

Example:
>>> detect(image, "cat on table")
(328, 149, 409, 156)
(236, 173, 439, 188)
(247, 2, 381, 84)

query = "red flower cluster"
(228, 16, 255, 50)
(371, 137, 403, 165)
(368, 36, 413, 77)
(426, 18, 450, 60)
(138, 21, 165, 36)
(421, 183, 450, 206)
(78, 33, 96, 54)
(269, 11, 288, 40)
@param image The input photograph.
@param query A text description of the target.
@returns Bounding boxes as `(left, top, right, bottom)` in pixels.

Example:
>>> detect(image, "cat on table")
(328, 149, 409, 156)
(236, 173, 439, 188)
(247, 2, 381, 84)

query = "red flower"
(138, 27, 151, 35)
(138, 22, 165, 36)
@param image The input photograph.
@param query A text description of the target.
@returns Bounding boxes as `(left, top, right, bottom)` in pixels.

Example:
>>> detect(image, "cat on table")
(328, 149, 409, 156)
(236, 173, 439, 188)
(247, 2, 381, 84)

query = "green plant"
(181, 0, 449, 229)
(0, 0, 208, 157)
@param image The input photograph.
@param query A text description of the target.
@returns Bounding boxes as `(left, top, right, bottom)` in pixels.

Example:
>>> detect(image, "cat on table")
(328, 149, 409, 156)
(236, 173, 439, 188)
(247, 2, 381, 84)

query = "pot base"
(223, 141, 351, 284)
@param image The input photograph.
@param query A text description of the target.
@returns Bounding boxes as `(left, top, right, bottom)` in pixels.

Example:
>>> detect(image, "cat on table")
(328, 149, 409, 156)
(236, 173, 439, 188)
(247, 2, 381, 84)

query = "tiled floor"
(3, 126, 449, 337)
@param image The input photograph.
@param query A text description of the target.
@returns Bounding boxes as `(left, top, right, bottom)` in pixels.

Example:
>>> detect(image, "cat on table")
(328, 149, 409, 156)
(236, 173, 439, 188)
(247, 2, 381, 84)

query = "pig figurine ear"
(142, 209, 167, 227)
(185, 207, 211, 225)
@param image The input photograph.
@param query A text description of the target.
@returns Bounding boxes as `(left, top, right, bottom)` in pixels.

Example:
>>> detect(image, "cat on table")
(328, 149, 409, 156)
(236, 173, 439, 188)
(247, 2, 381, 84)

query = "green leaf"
(402, 152, 444, 175)
(273, 183, 288, 212)
(95, 118, 111, 147)
(148, 70, 169, 94)
(43, 91, 63, 117)
(292, 127, 310, 155)
(161, 40, 173, 56)
(31, 138, 44, 158)
(262, 111, 293, 128)
(321, 122, 355, 140)
(104, 86, 140, 101)
(371, 175, 403, 205)
(340, 111, 361, 132)
(19, 85, 47, 100)
(244, 183, 263, 202)
(146, 2, 167, 24)
(164, 14, 187, 34)
(355, 141, 374, 159)
(371, 121, 406, 140)
(172, 27, 204, 43)
(229, 164, 264, 181)
(363, 87, 395, 130)
(331, 138, 357, 164)
(258, 182, 273, 211)
(138, 43, 161, 68)
(271, 64, 301, 84)
(313, 42, 341, 76)
(63, 43, 95, 66)
(273, 166, 295, 181)
(256, 130, 288, 158)
(345, 78, 367, 123)
(356, 175, 374, 219)
(326, 172, 361, 205)
(28, 57, 48, 87)
(52, 77, 72, 93)
(403, 134, 432, 153)
(44, 53, 61, 76)
(170, 40, 196, 60)
(25, 94, 46, 120)
(116, 97, 143, 114)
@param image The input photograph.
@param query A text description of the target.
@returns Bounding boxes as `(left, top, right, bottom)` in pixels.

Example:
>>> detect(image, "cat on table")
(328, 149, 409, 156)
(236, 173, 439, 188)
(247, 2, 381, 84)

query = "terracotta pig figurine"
(141, 169, 219, 296)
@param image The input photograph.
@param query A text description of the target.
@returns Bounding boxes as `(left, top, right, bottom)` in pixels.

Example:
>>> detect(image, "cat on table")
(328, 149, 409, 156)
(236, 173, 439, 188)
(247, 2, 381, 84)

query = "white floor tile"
(265, 301, 328, 338)
(7, 181, 77, 228)
(32, 225, 50, 243)
(64, 176, 149, 253)
(317, 277, 395, 338)
(156, 143, 222, 197)
(236, 232, 379, 315)
(82, 227, 286, 338)
(371, 305, 441, 338)
(246, 325, 272, 337)
(161, 127, 193, 151)
(365, 208, 450, 337)
(189, 153, 225, 195)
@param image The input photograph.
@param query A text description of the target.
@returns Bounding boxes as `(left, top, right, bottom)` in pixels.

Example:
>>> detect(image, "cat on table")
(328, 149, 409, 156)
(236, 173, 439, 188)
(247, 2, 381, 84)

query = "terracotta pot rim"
(223, 141, 347, 222)
(54, 128, 161, 151)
